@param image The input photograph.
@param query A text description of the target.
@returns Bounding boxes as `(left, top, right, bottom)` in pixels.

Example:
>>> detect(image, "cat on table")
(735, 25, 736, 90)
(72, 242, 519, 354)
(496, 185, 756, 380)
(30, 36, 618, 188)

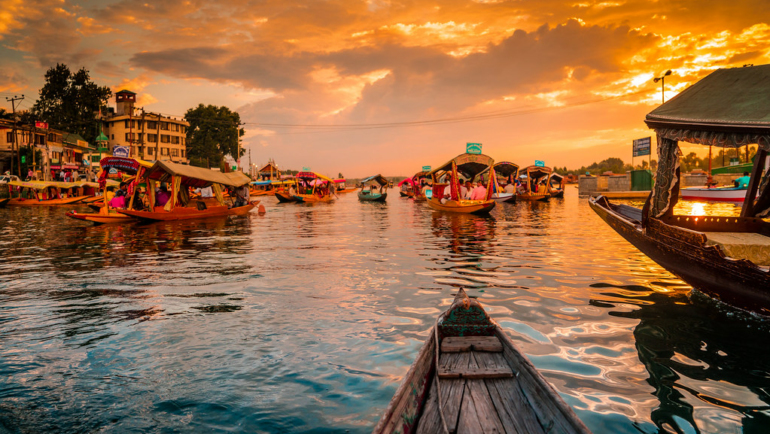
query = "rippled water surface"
(2, 188, 770, 433)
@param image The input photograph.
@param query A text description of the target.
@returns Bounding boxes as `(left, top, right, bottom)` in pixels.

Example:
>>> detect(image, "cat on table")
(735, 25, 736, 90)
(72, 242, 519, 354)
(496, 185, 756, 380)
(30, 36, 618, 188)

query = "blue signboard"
(422, 166, 431, 171)
(466, 143, 482, 155)
(535, 160, 545, 167)
(633, 137, 651, 157)
(302, 166, 311, 171)
(112, 146, 130, 158)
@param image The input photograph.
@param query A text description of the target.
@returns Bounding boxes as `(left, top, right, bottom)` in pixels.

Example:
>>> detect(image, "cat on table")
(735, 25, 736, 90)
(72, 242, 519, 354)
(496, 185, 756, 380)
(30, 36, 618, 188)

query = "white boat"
(680, 186, 752, 202)
(492, 192, 515, 203)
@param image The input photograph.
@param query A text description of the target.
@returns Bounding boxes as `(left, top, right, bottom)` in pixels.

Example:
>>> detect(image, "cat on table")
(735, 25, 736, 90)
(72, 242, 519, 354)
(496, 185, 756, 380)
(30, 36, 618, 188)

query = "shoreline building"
(101, 90, 189, 164)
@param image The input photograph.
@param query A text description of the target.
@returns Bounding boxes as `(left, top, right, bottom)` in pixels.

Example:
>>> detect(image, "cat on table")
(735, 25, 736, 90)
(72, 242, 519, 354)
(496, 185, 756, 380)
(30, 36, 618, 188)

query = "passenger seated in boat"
(109, 190, 126, 209)
(470, 182, 487, 200)
(460, 181, 469, 199)
(234, 184, 250, 207)
(288, 184, 297, 196)
(421, 182, 431, 196)
(156, 185, 171, 207)
(504, 182, 515, 194)
(734, 171, 750, 188)
(132, 187, 147, 210)
(441, 193, 450, 204)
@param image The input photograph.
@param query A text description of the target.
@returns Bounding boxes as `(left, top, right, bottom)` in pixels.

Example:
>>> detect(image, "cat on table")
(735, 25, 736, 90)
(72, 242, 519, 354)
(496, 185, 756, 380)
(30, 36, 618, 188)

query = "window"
(111, 134, 114, 140)
(6, 132, 12, 142)
(181, 126, 186, 134)
(173, 124, 179, 132)
(136, 121, 143, 129)
(161, 147, 169, 156)
(136, 133, 143, 142)
(147, 121, 157, 130)
(161, 134, 170, 143)
(160, 122, 169, 130)
(147, 147, 153, 156)
(148, 134, 158, 142)
(171, 136, 180, 144)
(181, 137, 184, 146)
(35, 134, 44, 145)
(171, 149, 179, 157)
(125, 133, 134, 141)
(181, 150, 185, 158)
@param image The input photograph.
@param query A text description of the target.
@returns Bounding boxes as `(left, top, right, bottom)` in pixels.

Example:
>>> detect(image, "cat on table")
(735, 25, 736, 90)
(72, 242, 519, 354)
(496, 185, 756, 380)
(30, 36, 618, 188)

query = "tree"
(184, 104, 245, 168)
(31, 64, 111, 144)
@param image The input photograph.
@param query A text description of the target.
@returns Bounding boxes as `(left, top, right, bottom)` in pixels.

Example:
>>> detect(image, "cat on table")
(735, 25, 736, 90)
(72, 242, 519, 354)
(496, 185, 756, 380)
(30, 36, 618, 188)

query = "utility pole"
(140, 109, 146, 160)
(6, 95, 24, 177)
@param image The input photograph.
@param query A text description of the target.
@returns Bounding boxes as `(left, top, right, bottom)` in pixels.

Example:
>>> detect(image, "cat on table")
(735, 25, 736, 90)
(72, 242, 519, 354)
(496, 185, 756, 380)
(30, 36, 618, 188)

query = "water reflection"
(592, 283, 770, 434)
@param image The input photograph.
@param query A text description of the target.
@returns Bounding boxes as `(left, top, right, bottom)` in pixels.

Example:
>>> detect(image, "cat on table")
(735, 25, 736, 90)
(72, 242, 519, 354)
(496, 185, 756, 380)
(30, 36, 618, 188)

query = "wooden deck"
(417, 337, 549, 434)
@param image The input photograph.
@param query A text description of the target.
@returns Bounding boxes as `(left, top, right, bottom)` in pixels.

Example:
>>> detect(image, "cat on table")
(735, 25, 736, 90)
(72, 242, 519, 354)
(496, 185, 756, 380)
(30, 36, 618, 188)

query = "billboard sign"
(422, 166, 431, 172)
(35, 121, 48, 129)
(633, 137, 651, 157)
(466, 143, 482, 155)
(535, 160, 545, 167)
(112, 146, 130, 158)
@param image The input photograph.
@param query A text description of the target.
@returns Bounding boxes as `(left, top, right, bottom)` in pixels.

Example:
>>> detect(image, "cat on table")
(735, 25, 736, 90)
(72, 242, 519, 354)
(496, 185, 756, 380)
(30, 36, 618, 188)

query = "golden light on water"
(690, 203, 706, 216)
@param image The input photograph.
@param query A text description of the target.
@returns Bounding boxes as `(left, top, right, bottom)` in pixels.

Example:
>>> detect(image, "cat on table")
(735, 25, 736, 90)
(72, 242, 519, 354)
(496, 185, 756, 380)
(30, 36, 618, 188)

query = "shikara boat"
(398, 177, 416, 198)
(410, 170, 432, 201)
(292, 171, 336, 203)
(358, 174, 388, 202)
(427, 152, 496, 214)
(590, 64, 770, 315)
(0, 197, 9, 208)
(487, 161, 519, 204)
(6, 181, 90, 206)
(65, 157, 153, 225)
(517, 166, 551, 201)
(335, 179, 358, 194)
(119, 160, 257, 221)
(548, 173, 565, 198)
(373, 288, 590, 434)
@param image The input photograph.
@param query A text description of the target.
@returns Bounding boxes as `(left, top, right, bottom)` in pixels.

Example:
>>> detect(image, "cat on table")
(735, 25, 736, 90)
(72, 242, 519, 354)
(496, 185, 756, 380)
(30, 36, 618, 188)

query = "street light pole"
(653, 70, 672, 104)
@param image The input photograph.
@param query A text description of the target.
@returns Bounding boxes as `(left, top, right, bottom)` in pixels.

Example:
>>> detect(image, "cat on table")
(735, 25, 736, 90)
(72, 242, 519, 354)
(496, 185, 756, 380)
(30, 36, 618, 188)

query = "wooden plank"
(473, 351, 514, 372)
(441, 336, 503, 353)
(466, 379, 507, 433)
(496, 329, 590, 434)
(417, 353, 472, 434)
(456, 383, 485, 434)
(438, 367, 514, 379)
(487, 378, 546, 434)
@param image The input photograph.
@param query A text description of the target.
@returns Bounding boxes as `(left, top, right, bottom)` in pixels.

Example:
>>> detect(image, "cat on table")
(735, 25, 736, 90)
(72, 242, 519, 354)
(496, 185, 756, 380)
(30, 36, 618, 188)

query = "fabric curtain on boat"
(486, 167, 495, 200)
(148, 179, 157, 209)
(178, 184, 190, 207)
(656, 128, 770, 152)
(165, 176, 181, 211)
(212, 184, 225, 205)
(651, 136, 682, 218)
(753, 155, 770, 217)
(450, 161, 460, 200)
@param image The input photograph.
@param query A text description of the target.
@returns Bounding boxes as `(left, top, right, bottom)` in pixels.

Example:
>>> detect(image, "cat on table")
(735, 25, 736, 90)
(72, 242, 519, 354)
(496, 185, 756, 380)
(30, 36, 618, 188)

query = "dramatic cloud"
(1, 0, 769, 175)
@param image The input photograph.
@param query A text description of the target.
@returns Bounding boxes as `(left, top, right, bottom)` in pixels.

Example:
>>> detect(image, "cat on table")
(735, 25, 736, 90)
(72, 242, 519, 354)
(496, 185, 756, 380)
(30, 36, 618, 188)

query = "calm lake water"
(1, 189, 769, 433)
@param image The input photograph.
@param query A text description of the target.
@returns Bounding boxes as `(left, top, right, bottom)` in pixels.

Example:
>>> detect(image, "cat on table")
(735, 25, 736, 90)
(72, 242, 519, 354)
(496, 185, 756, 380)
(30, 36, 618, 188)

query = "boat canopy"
(99, 157, 153, 174)
(493, 162, 520, 178)
(520, 165, 552, 179)
(251, 180, 272, 186)
(296, 171, 333, 182)
(428, 153, 495, 181)
(333, 179, 346, 184)
(398, 178, 414, 187)
(145, 160, 251, 188)
(550, 173, 564, 183)
(645, 65, 770, 219)
(361, 174, 388, 186)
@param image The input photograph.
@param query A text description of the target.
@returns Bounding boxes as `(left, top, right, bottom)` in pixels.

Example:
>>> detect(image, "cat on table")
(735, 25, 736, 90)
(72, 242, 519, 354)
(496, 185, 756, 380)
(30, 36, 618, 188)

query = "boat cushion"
(704, 232, 770, 266)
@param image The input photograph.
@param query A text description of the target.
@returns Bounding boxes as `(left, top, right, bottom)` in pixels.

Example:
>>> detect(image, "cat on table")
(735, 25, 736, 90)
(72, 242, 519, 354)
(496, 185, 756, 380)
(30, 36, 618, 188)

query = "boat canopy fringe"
(655, 128, 770, 151)
(650, 137, 682, 218)
(361, 174, 388, 185)
(146, 160, 251, 188)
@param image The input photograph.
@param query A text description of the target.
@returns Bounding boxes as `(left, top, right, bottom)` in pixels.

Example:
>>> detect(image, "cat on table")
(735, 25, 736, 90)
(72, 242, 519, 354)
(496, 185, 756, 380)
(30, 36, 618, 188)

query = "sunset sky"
(1, 0, 768, 177)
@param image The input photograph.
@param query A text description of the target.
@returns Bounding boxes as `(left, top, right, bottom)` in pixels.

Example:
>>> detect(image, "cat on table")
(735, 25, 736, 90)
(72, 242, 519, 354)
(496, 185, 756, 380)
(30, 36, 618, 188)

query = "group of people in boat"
(439, 180, 489, 203)
(104, 182, 251, 211)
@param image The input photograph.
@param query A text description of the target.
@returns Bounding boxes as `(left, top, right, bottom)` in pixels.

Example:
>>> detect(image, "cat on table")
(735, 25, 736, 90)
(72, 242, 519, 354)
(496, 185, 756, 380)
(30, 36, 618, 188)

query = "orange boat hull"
(427, 198, 495, 214)
(516, 192, 550, 201)
(120, 202, 258, 221)
(294, 194, 334, 203)
(65, 210, 136, 224)
(337, 187, 357, 194)
(81, 196, 105, 204)
(7, 196, 89, 206)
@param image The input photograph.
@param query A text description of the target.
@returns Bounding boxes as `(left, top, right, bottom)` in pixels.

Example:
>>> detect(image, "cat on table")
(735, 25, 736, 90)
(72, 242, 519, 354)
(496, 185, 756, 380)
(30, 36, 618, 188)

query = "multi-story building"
(101, 90, 189, 163)
(0, 120, 91, 179)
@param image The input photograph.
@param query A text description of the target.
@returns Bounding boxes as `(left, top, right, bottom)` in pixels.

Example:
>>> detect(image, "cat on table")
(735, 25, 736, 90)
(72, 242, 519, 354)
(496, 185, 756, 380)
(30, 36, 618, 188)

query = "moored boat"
(119, 160, 258, 221)
(548, 172, 565, 198)
(334, 178, 357, 194)
(358, 174, 388, 202)
(427, 152, 496, 214)
(410, 170, 432, 201)
(292, 171, 336, 203)
(6, 181, 90, 206)
(517, 165, 551, 201)
(488, 161, 520, 203)
(65, 157, 153, 225)
(590, 64, 770, 315)
(398, 177, 415, 198)
(680, 186, 752, 202)
(373, 288, 590, 434)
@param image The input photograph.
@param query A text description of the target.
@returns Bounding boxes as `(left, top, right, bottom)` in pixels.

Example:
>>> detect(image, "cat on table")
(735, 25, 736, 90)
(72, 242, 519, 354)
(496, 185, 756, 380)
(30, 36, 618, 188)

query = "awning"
(100, 157, 153, 174)
(427, 153, 495, 179)
(296, 171, 333, 182)
(645, 64, 770, 149)
(145, 160, 251, 188)
(362, 174, 388, 185)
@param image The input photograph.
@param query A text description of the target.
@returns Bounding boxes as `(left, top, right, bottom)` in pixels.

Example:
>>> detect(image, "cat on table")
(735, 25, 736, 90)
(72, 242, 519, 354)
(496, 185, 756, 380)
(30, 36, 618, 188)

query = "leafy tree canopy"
(31, 64, 112, 145)
(185, 104, 245, 168)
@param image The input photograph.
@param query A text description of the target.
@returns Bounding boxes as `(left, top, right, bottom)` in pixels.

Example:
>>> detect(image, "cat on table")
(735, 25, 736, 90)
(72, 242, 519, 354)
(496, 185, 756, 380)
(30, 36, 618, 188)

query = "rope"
(434, 317, 450, 434)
